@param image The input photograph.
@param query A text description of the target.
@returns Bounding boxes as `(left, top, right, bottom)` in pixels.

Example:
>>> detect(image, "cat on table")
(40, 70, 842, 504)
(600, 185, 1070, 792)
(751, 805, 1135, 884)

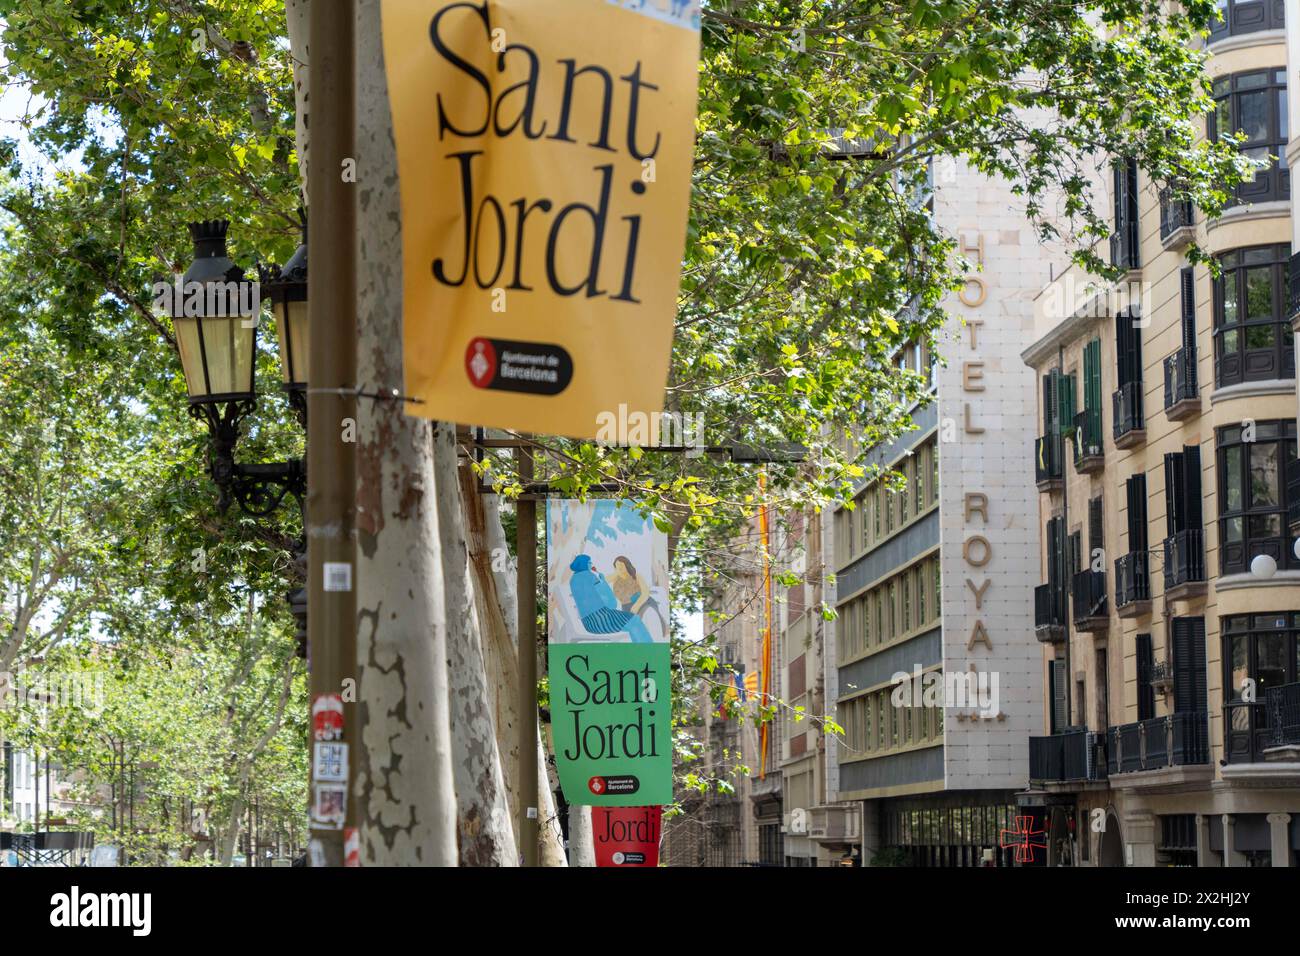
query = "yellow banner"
(382, 0, 701, 438)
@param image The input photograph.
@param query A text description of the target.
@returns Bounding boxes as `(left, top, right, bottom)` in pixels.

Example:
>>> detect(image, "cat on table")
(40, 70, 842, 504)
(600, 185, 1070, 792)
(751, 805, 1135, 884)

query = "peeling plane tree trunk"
(458, 470, 520, 824)
(460, 473, 567, 865)
(568, 805, 596, 867)
(436, 424, 517, 865)
(353, 0, 457, 866)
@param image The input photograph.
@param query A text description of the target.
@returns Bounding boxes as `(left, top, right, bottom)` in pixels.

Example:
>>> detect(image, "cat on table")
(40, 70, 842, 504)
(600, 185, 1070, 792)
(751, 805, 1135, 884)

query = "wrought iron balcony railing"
(1107, 711, 1208, 774)
(1034, 434, 1062, 486)
(1072, 408, 1103, 467)
(1071, 569, 1107, 626)
(1029, 729, 1108, 784)
(1158, 188, 1194, 242)
(1162, 528, 1206, 591)
(1110, 225, 1141, 271)
(1034, 582, 1065, 632)
(1162, 346, 1197, 413)
(1114, 551, 1150, 610)
(1288, 457, 1300, 534)
(1112, 380, 1144, 443)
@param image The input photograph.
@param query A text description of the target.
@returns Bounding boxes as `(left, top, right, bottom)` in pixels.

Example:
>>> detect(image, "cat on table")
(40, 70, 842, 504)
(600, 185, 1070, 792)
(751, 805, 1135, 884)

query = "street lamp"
(169, 219, 306, 516)
(169, 219, 309, 656)
(264, 212, 310, 424)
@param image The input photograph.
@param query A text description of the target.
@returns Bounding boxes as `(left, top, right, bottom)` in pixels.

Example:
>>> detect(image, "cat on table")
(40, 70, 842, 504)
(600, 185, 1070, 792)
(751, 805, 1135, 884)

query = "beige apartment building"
(660, 505, 859, 867)
(1020, 7, 1300, 866)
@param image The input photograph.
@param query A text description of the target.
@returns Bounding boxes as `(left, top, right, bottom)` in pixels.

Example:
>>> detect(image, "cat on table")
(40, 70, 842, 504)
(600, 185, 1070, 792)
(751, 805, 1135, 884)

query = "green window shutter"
(1057, 372, 1075, 436)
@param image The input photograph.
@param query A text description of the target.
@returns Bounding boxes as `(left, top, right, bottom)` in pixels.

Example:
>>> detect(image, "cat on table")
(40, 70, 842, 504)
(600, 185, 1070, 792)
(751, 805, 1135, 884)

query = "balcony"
(1071, 569, 1108, 632)
(1107, 712, 1208, 777)
(1162, 347, 1198, 421)
(1029, 729, 1108, 785)
(1158, 188, 1194, 250)
(1288, 457, 1300, 535)
(1033, 582, 1065, 642)
(1113, 551, 1150, 618)
(1034, 434, 1062, 492)
(1072, 409, 1104, 475)
(1162, 528, 1206, 600)
(1110, 228, 1140, 273)
(1111, 381, 1145, 449)
(1225, 682, 1300, 764)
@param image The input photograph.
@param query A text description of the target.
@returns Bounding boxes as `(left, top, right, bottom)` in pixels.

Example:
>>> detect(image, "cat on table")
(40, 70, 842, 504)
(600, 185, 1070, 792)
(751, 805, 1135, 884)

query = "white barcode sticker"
(324, 562, 353, 592)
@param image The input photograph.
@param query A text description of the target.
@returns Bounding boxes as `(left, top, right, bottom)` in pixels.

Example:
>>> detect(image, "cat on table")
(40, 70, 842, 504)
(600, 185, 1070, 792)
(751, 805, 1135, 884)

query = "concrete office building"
(829, 157, 1048, 866)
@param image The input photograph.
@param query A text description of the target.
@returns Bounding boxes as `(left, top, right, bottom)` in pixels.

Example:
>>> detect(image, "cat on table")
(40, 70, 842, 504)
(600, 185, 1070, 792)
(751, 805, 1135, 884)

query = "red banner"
(593, 806, 662, 867)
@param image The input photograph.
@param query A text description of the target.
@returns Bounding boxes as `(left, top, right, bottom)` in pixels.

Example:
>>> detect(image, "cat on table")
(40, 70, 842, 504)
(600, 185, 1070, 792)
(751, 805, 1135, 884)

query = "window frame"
(1212, 243, 1294, 388)
(1216, 420, 1299, 576)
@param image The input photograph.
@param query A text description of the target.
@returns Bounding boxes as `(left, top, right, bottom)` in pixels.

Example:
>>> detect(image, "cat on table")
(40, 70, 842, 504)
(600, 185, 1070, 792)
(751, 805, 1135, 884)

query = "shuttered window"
(1171, 617, 1207, 715)
(1136, 633, 1155, 721)
(1163, 445, 1203, 537)
(1050, 658, 1068, 734)
(1125, 474, 1148, 552)
(1179, 267, 1196, 351)
(1116, 308, 1143, 387)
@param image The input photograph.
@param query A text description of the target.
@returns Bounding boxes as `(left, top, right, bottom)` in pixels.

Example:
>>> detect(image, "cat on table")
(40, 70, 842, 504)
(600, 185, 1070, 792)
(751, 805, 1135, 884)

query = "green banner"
(549, 642, 672, 806)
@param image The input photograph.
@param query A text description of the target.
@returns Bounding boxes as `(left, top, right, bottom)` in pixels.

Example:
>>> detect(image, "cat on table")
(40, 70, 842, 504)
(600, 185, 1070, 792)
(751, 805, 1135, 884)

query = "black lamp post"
(170, 219, 309, 656)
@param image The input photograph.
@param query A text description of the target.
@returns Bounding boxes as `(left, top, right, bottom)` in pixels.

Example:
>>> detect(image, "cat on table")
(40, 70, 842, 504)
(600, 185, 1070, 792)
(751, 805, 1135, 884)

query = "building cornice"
(1215, 570, 1300, 592)
(1021, 294, 1111, 368)
(1205, 29, 1286, 59)
(1209, 378, 1296, 405)
(1206, 200, 1291, 234)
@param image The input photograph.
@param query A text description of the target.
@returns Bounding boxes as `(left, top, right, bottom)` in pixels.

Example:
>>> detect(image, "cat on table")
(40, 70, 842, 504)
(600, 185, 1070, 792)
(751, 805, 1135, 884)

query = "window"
(1222, 613, 1300, 702)
(932, 444, 939, 505)
(1163, 445, 1205, 587)
(1211, 70, 1290, 207)
(915, 445, 926, 516)
(902, 574, 911, 632)
(918, 565, 927, 624)
(1216, 421, 1298, 576)
(900, 457, 910, 520)
(1213, 244, 1294, 388)
(1137, 633, 1156, 721)
(1171, 617, 1208, 716)
(1209, 0, 1286, 43)
(1112, 158, 1141, 269)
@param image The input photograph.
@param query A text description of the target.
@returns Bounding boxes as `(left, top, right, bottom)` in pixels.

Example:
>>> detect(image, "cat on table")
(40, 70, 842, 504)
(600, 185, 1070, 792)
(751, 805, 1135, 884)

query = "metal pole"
(307, 0, 357, 868)
(516, 443, 539, 866)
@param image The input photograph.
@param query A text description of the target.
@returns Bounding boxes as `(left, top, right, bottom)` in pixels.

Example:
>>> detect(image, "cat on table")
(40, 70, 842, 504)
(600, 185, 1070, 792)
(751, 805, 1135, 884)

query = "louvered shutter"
(1172, 617, 1207, 715)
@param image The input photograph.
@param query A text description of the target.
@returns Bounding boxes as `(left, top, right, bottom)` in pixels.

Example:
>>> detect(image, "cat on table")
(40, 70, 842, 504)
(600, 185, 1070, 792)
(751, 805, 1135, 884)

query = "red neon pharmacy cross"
(999, 815, 1047, 864)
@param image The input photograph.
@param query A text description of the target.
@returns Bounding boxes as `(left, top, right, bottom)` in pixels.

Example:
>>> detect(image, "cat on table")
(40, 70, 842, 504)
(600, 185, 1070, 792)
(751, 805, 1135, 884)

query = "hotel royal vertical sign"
(381, 0, 701, 439)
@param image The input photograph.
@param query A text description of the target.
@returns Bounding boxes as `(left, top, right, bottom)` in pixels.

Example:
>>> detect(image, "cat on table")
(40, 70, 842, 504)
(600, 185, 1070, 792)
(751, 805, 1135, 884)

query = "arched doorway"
(1098, 811, 1124, 867)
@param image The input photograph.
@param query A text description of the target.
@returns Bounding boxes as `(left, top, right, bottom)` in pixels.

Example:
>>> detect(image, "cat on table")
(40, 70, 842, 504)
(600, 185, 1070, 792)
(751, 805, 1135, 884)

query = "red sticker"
(588, 776, 606, 795)
(312, 694, 344, 742)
